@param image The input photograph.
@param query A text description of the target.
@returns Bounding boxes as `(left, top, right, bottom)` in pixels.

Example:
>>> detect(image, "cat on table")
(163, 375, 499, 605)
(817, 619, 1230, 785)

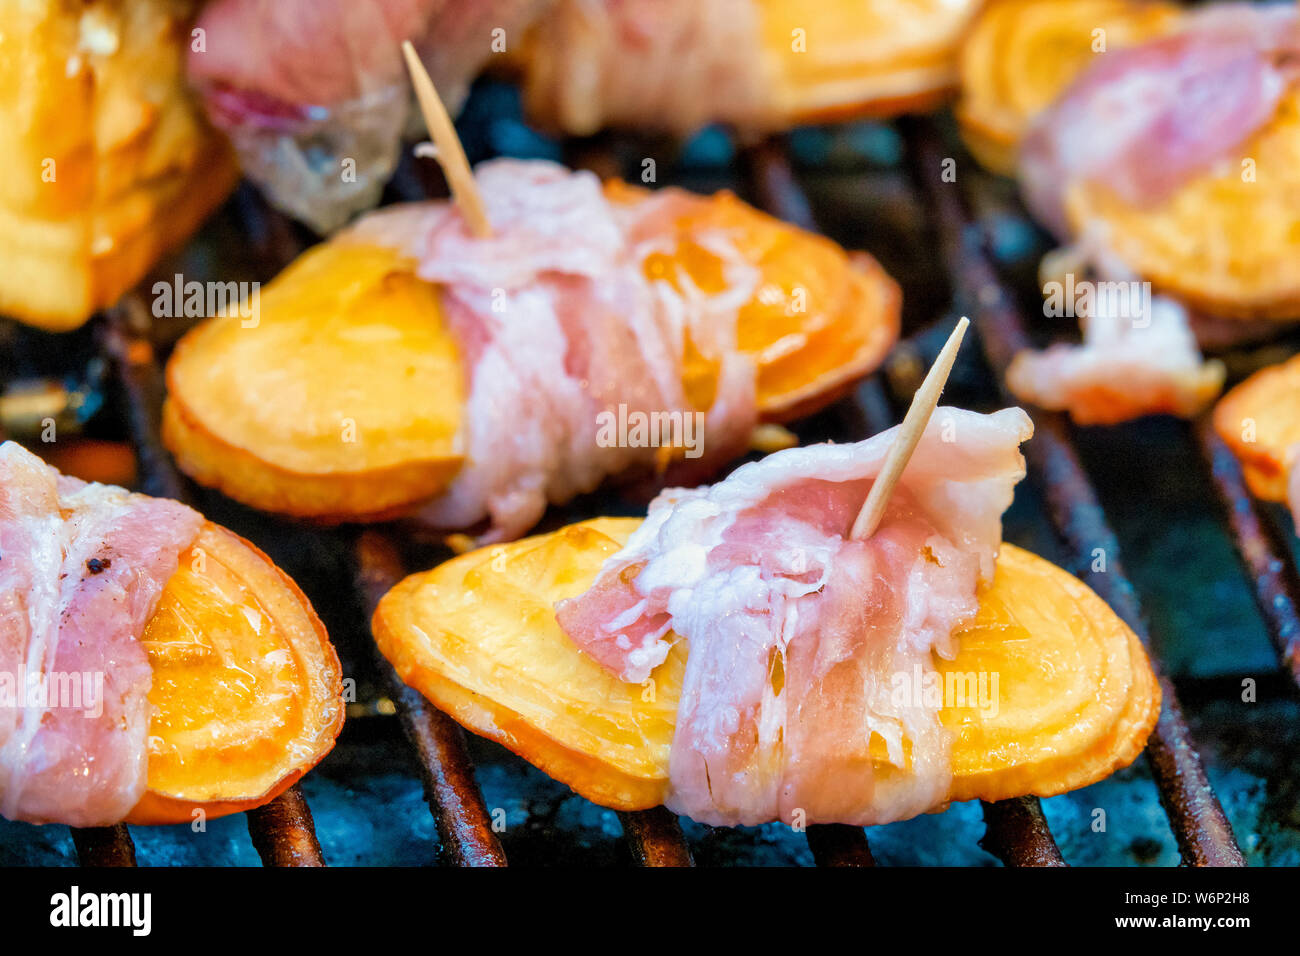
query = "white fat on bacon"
(0, 442, 202, 826)
(556, 407, 1033, 826)
(1007, 271, 1225, 426)
(347, 159, 760, 544)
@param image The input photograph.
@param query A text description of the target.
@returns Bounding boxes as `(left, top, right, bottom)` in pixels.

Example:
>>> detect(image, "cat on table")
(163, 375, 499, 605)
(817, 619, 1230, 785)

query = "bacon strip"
(346, 159, 760, 543)
(1006, 285, 1225, 426)
(521, 0, 767, 135)
(556, 407, 1033, 826)
(1287, 445, 1300, 536)
(0, 443, 202, 826)
(1020, 2, 1300, 238)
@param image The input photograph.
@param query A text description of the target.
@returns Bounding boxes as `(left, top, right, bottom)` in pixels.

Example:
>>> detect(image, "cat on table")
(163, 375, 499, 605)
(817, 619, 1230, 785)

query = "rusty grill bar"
(69, 825, 137, 868)
(1197, 425, 1300, 692)
(18, 105, 1297, 867)
(354, 531, 508, 867)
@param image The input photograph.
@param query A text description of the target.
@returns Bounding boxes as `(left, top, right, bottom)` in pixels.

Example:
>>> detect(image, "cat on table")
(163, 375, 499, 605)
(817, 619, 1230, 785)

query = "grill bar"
(1197, 424, 1300, 690)
(99, 298, 327, 867)
(745, 138, 818, 230)
(55, 306, 148, 869)
(619, 809, 695, 866)
(101, 300, 187, 501)
(980, 799, 1067, 868)
(806, 825, 877, 867)
(355, 524, 697, 866)
(71, 825, 138, 867)
(354, 531, 508, 867)
(903, 119, 1244, 866)
(246, 786, 327, 867)
(742, 137, 890, 868)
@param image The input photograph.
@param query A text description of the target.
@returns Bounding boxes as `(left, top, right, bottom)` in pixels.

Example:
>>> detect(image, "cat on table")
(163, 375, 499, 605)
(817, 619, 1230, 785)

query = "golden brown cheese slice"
(957, 0, 1179, 175)
(757, 0, 984, 124)
(127, 522, 344, 825)
(372, 517, 1160, 814)
(164, 243, 467, 522)
(1213, 352, 1300, 501)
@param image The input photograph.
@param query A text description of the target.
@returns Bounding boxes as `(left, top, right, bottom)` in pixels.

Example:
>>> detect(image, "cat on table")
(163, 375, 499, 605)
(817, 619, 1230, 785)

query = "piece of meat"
(556, 407, 1033, 825)
(345, 159, 760, 543)
(0, 442, 203, 826)
(1006, 289, 1225, 426)
(520, 0, 767, 135)
(188, 0, 547, 232)
(1020, 2, 1300, 238)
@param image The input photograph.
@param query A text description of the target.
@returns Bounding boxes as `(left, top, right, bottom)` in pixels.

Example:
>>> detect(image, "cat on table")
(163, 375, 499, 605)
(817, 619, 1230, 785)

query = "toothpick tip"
(849, 316, 970, 541)
(400, 37, 493, 239)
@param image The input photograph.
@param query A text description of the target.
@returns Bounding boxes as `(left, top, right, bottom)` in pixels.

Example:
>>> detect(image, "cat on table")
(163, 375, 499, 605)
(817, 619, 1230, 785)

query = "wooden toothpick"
(849, 317, 970, 541)
(400, 40, 492, 238)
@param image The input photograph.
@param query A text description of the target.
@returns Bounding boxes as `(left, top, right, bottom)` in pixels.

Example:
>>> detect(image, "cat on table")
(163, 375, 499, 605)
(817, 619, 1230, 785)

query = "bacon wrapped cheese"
(0, 442, 343, 827)
(981, 3, 1300, 424)
(373, 408, 1161, 823)
(163, 159, 900, 541)
(956, 0, 1180, 176)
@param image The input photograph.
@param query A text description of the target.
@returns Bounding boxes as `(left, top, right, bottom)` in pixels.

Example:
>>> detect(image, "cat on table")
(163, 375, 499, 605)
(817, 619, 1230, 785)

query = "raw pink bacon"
(346, 159, 760, 544)
(187, 0, 767, 228)
(520, 0, 767, 135)
(1020, 2, 1300, 238)
(556, 407, 1033, 826)
(0, 443, 202, 826)
(189, 0, 547, 232)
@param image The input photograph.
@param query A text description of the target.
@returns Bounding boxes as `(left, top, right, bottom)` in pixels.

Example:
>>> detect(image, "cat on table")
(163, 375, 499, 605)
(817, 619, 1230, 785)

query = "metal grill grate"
(13, 108, 1300, 868)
